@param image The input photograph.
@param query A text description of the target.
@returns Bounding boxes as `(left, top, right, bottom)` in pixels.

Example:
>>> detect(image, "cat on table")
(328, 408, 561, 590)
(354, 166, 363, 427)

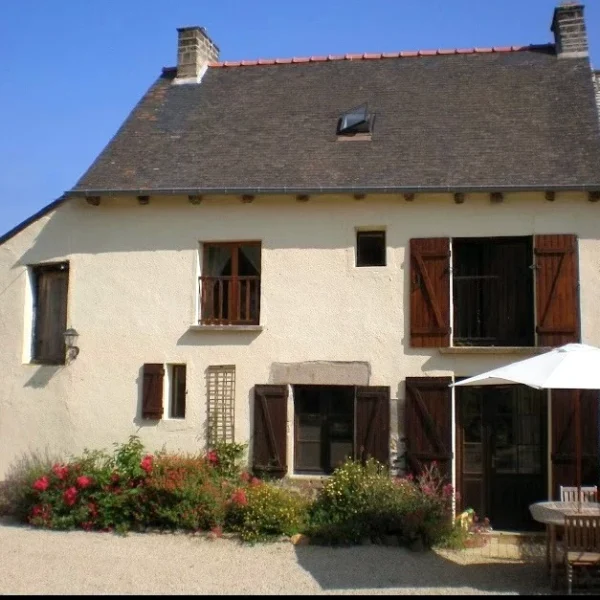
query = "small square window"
(356, 231, 386, 267)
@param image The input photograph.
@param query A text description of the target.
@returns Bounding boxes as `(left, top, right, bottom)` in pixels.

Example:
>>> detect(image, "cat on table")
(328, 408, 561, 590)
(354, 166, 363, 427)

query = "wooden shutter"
(410, 238, 450, 347)
(551, 390, 599, 499)
(354, 386, 390, 466)
(534, 234, 580, 347)
(405, 377, 452, 482)
(142, 364, 164, 419)
(34, 265, 69, 363)
(252, 385, 288, 478)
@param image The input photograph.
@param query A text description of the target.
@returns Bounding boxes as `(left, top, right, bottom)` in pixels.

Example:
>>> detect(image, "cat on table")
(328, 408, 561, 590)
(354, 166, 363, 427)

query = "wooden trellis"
(206, 365, 236, 445)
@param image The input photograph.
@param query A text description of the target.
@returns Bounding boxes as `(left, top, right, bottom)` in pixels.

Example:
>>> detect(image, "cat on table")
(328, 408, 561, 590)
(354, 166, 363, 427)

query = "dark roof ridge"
(203, 43, 555, 69)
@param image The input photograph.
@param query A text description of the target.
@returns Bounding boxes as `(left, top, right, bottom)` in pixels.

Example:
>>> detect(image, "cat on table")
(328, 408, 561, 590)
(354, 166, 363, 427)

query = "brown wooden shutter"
(354, 386, 390, 466)
(410, 238, 450, 347)
(551, 389, 599, 499)
(405, 377, 452, 482)
(142, 363, 164, 419)
(534, 234, 580, 347)
(252, 385, 288, 478)
(34, 265, 69, 363)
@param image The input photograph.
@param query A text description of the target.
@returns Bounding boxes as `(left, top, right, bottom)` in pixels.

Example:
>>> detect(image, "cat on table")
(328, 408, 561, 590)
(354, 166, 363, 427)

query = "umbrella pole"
(576, 389, 582, 510)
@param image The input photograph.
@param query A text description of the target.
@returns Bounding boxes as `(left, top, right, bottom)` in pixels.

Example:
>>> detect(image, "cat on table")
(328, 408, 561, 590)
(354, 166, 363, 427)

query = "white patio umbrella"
(452, 343, 600, 503)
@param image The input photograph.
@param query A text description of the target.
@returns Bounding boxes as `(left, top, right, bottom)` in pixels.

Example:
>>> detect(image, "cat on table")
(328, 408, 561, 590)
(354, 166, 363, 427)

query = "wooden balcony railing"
(199, 275, 260, 325)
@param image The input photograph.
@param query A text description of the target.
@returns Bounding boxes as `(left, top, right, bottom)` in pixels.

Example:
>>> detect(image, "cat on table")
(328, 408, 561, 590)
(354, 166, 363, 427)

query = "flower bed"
(6, 436, 459, 547)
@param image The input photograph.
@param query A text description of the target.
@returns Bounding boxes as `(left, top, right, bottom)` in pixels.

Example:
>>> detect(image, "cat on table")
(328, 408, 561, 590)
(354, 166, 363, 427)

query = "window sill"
(188, 324, 263, 333)
(440, 346, 550, 355)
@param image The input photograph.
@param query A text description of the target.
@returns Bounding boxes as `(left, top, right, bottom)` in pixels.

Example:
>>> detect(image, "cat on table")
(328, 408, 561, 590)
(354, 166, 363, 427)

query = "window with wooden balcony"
(200, 242, 261, 325)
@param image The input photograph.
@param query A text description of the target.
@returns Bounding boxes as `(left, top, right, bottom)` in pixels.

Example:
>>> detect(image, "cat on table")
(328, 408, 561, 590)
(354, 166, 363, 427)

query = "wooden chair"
(548, 487, 599, 574)
(560, 486, 598, 503)
(563, 514, 600, 595)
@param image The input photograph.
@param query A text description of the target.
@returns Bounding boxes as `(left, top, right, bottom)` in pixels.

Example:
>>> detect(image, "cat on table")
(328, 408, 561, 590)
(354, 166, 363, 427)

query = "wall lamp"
(64, 328, 80, 362)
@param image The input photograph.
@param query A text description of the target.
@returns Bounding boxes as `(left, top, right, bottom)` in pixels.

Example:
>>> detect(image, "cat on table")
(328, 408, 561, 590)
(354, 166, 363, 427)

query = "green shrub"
(307, 459, 454, 547)
(227, 480, 309, 542)
(141, 453, 229, 530)
(208, 441, 247, 480)
(307, 459, 404, 544)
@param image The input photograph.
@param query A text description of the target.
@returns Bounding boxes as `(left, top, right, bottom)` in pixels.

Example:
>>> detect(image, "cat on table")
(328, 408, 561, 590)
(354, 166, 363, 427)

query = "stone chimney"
(176, 26, 219, 82)
(551, 3, 588, 58)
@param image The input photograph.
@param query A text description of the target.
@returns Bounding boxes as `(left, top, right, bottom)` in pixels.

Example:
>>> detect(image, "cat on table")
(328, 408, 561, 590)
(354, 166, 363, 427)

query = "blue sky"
(0, 0, 598, 235)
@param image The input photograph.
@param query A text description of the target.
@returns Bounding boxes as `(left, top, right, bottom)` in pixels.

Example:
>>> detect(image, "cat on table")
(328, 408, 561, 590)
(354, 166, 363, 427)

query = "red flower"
(230, 489, 248, 506)
(63, 486, 78, 506)
(240, 471, 251, 482)
(31, 505, 43, 517)
(250, 477, 261, 487)
(33, 476, 49, 492)
(87, 502, 98, 517)
(52, 464, 69, 480)
(207, 451, 219, 465)
(76, 475, 93, 489)
(140, 454, 154, 474)
(110, 473, 120, 484)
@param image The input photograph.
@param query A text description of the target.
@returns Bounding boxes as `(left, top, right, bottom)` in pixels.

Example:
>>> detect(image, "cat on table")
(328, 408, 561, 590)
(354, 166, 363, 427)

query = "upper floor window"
(200, 242, 261, 325)
(356, 230, 386, 267)
(32, 262, 69, 364)
(453, 237, 534, 347)
(409, 235, 579, 349)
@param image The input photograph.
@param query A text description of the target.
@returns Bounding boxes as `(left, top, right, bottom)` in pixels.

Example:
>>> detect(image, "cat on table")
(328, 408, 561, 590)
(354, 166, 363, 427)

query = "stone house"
(1, 2, 600, 531)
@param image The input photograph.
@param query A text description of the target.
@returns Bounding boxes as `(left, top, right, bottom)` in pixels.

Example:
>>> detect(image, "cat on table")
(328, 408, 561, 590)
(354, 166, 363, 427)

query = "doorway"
(457, 385, 547, 531)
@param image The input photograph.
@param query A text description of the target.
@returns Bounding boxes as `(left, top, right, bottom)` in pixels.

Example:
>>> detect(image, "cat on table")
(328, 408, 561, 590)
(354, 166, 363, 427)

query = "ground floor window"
(294, 385, 354, 474)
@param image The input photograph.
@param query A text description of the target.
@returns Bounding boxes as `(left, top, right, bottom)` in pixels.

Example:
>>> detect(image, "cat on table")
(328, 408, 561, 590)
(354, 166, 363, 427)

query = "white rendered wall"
(0, 192, 599, 478)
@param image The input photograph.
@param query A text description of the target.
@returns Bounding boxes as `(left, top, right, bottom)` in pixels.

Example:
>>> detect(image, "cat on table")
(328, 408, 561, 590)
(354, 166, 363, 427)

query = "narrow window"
(206, 365, 236, 444)
(32, 262, 69, 364)
(170, 365, 187, 419)
(356, 231, 386, 267)
(200, 242, 261, 325)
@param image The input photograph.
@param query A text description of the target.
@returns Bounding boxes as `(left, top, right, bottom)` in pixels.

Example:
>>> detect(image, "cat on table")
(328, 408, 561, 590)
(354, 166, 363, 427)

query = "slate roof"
(70, 44, 600, 195)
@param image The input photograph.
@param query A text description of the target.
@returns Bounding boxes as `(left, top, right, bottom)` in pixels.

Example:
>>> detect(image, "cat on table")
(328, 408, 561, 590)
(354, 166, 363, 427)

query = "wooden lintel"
(403, 193, 415, 202)
(588, 191, 600, 203)
(86, 196, 101, 206)
(188, 194, 203, 204)
(241, 194, 255, 203)
(545, 191, 556, 202)
(137, 195, 150, 205)
(353, 193, 366, 200)
(490, 192, 504, 203)
(296, 194, 310, 202)
(453, 193, 465, 204)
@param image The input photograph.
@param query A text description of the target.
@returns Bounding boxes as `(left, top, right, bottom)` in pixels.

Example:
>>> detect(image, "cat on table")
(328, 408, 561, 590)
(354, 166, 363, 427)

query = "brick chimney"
(176, 26, 219, 82)
(551, 3, 588, 58)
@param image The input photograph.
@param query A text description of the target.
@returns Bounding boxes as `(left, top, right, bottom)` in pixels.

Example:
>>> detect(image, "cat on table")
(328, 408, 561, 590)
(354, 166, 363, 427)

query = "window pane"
(170, 365, 186, 419)
(356, 231, 386, 267)
(238, 245, 261, 276)
(205, 245, 232, 276)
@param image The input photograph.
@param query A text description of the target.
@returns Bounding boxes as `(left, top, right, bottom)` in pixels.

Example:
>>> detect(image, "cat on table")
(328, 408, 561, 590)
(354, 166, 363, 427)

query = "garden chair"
(563, 514, 600, 595)
(560, 486, 598, 503)
(547, 486, 599, 573)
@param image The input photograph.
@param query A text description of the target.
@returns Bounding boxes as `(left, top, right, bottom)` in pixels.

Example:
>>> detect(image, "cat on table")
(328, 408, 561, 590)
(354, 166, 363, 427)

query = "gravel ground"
(0, 519, 552, 595)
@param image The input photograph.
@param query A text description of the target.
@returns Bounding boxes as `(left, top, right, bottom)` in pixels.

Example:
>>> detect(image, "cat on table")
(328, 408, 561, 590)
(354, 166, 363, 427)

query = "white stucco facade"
(1, 191, 599, 480)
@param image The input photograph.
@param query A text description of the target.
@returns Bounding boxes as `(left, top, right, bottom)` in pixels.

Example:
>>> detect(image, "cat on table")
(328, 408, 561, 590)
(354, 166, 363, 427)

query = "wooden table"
(530, 501, 600, 589)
